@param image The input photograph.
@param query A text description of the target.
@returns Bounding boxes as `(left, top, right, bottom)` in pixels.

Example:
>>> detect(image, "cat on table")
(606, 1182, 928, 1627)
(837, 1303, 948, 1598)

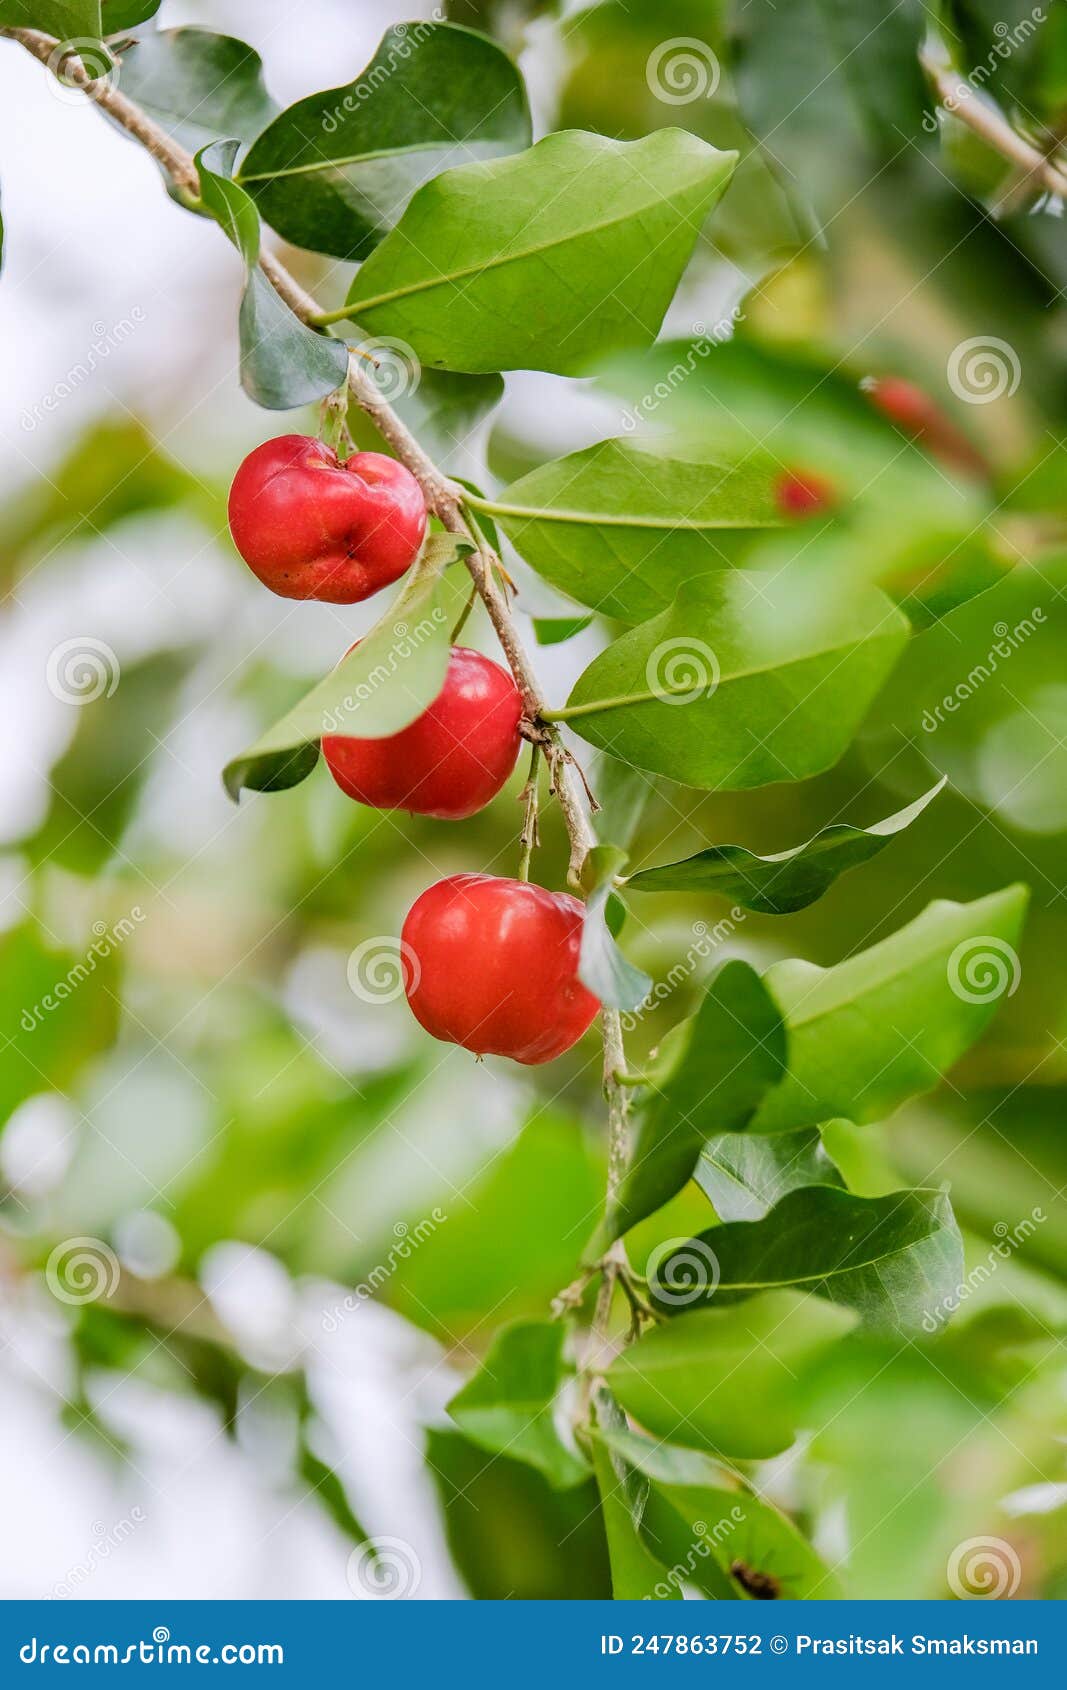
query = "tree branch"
(921, 49, 1067, 202)
(4, 24, 632, 1379)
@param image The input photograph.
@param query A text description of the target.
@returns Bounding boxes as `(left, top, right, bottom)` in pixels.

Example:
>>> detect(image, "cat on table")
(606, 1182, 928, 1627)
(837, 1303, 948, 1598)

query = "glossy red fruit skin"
(227, 435, 427, 603)
(863, 377, 988, 477)
(323, 647, 523, 820)
(775, 468, 837, 518)
(401, 874, 601, 1065)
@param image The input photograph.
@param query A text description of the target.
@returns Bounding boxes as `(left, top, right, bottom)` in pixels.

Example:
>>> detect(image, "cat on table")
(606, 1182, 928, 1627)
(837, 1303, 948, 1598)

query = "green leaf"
(607, 961, 786, 1242)
(115, 29, 278, 155)
(447, 1320, 587, 1490)
(752, 883, 1030, 1132)
(0, 2, 101, 36)
(533, 615, 593, 647)
(696, 1128, 845, 1223)
(223, 533, 465, 800)
(626, 778, 947, 912)
(559, 571, 909, 791)
(102, 2, 160, 26)
(650, 1187, 964, 1333)
(342, 129, 738, 375)
(591, 1433, 682, 1600)
(578, 845, 651, 1013)
(592, 753, 653, 853)
(607, 1291, 855, 1458)
(196, 140, 349, 410)
(239, 22, 530, 261)
(485, 441, 780, 624)
(601, 1425, 843, 1600)
(0, 921, 121, 1130)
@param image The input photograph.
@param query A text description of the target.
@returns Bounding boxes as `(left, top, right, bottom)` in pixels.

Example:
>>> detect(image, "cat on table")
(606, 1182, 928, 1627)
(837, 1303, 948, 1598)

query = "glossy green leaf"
(591, 1434, 681, 1600)
(608, 1291, 856, 1458)
(602, 1425, 842, 1600)
(533, 615, 592, 647)
(223, 533, 467, 800)
(239, 23, 530, 261)
(486, 441, 780, 624)
(196, 140, 349, 410)
(578, 845, 651, 1013)
(115, 29, 278, 154)
(560, 571, 909, 791)
(650, 1187, 964, 1333)
(447, 1320, 587, 1489)
(607, 961, 786, 1242)
(102, 2, 161, 26)
(696, 1128, 845, 1223)
(0, 2, 100, 35)
(626, 778, 946, 912)
(752, 883, 1030, 1131)
(343, 129, 737, 374)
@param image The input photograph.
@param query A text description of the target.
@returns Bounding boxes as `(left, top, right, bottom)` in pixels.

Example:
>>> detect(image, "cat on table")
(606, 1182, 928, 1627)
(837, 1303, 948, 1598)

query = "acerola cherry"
(863, 377, 988, 478)
(401, 874, 601, 1065)
(227, 434, 427, 603)
(323, 646, 523, 820)
(775, 468, 837, 518)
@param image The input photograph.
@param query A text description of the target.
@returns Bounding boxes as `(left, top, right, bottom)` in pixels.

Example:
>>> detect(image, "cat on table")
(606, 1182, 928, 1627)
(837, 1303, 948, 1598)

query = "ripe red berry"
(863, 377, 988, 477)
(775, 468, 837, 518)
(227, 434, 427, 603)
(323, 646, 523, 820)
(401, 874, 600, 1065)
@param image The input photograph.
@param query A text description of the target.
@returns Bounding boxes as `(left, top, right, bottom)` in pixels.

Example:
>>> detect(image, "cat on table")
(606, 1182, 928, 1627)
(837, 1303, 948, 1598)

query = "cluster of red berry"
(228, 436, 600, 1066)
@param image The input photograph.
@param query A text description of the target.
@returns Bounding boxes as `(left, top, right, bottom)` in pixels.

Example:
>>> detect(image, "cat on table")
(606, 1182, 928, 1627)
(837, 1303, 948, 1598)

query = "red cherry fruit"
(775, 468, 837, 518)
(863, 377, 988, 478)
(227, 434, 427, 603)
(323, 646, 523, 820)
(401, 874, 600, 1065)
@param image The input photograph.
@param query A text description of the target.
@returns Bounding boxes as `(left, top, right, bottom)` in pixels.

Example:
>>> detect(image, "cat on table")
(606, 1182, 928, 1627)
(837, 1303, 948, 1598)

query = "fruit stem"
(449, 582, 479, 643)
(517, 742, 541, 881)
